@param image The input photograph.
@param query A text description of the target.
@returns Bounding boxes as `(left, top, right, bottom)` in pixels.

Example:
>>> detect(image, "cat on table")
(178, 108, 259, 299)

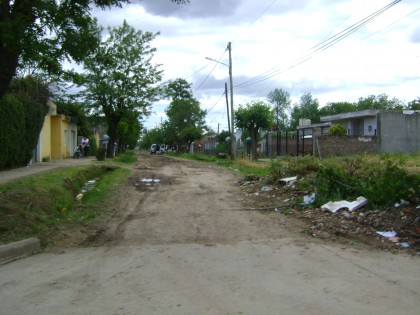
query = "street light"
(205, 42, 235, 160)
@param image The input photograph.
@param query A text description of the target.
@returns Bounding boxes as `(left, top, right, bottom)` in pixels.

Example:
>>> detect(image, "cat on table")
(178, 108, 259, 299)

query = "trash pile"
(239, 175, 420, 252)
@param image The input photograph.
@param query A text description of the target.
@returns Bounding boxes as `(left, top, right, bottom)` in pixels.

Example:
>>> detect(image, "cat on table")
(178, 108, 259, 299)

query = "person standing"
(81, 137, 89, 157)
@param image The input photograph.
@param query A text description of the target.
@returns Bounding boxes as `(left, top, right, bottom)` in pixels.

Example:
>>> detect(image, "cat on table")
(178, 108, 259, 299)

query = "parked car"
(150, 144, 159, 154)
(160, 144, 166, 154)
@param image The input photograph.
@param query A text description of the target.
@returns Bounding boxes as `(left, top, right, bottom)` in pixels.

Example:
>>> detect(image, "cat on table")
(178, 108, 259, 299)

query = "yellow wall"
(61, 117, 71, 158)
(51, 116, 61, 159)
(51, 115, 72, 159)
(39, 114, 52, 162)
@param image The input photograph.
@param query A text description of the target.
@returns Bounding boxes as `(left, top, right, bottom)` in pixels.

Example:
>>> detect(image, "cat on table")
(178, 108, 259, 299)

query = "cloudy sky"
(93, 0, 420, 132)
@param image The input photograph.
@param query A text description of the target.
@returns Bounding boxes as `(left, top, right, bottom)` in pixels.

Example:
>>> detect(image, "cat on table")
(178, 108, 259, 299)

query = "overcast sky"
(93, 0, 420, 132)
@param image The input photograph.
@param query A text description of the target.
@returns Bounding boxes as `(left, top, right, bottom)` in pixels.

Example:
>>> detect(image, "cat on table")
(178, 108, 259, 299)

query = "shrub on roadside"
(96, 148, 106, 161)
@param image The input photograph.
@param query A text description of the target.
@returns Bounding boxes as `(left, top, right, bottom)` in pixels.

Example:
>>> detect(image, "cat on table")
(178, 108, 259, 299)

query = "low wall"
(315, 136, 377, 158)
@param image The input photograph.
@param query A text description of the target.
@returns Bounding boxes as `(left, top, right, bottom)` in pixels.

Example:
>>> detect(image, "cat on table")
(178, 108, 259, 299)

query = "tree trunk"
(106, 113, 122, 158)
(0, 45, 20, 99)
(0, 0, 37, 98)
(250, 127, 259, 161)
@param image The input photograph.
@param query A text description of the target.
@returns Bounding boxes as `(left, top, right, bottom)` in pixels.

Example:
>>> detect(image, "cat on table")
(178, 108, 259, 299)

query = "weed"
(0, 165, 131, 245)
(114, 150, 138, 163)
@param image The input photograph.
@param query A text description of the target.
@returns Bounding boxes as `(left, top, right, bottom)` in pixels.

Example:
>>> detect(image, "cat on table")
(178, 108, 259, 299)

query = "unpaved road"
(0, 154, 419, 315)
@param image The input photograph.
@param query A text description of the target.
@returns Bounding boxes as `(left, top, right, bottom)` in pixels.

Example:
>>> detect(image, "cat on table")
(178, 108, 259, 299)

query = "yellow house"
(35, 101, 77, 162)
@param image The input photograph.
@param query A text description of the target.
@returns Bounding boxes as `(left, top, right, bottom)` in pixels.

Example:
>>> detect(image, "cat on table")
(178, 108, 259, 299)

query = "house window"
(368, 125, 372, 133)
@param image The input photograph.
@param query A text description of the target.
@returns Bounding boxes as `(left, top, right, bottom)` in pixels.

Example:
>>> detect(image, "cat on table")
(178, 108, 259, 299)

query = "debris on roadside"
(321, 196, 368, 213)
(303, 193, 316, 205)
(279, 176, 298, 185)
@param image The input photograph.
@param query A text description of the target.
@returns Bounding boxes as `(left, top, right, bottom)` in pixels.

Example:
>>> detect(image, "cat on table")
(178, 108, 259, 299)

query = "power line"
(194, 48, 227, 91)
(232, 0, 279, 43)
(234, 0, 402, 89)
(206, 90, 226, 114)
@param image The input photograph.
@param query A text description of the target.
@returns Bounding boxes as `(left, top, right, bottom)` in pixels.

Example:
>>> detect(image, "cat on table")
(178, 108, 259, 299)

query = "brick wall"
(315, 136, 377, 158)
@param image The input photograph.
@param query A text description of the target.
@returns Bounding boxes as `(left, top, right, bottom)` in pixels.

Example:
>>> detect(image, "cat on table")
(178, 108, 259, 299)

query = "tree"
(117, 110, 142, 150)
(356, 94, 405, 110)
(319, 101, 356, 117)
(290, 93, 320, 130)
(78, 20, 163, 157)
(235, 100, 273, 161)
(140, 127, 165, 150)
(164, 97, 207, 150)
(408, 97, 420, 110)
(164, 78, 193, 100)
(0, 0, 189, 99)
(267, 88, 291, 131)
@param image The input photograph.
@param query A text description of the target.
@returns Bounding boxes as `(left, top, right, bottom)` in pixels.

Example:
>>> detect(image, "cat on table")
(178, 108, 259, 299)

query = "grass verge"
(0, 164, 132, 246)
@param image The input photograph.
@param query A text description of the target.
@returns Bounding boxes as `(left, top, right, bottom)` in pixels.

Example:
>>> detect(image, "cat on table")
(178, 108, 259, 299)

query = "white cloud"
(93, 0, 420, 132)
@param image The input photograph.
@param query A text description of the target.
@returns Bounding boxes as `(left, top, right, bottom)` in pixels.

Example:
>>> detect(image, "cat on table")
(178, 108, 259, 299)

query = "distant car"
(150, 144, 159, 154)
(160, 144, 166, 154)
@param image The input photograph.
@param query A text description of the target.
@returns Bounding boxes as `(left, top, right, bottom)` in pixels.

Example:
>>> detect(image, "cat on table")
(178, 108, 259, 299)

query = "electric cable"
(234, 0, 402, 89)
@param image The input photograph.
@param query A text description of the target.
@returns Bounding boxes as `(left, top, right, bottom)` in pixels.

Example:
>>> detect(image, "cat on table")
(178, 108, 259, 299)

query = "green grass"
(113, 150, 138, 163)
(168, 152, 270, 177)
(0, 164, 132, 245)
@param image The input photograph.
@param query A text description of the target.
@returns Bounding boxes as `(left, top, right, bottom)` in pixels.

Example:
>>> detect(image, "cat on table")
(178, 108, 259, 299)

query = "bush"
(269, 156, 320, 181)
(88, 136, 98, 156)
(315, 159, 420, 208)
(96, 148, 106, 161)
(0, 95, 25, 169)
(114, 150, 137, 163)
(329, 124, 347, 136)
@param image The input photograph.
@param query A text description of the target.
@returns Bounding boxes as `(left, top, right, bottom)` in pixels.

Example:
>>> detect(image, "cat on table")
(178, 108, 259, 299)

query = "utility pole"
(228, 42, 235, 160)
(276, 106, 279, 156)
(225, 82, 231, 135)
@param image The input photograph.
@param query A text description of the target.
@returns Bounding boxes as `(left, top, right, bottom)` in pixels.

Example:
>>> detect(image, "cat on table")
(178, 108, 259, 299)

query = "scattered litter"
(388, 237, 400, 243)
(204, 243, 216, 247)
(138, 178, 161, 186)
(376, 231, 397, 238)
(76, 193, 83, 202)
(141, 178, 161, 183)
(399, 242, 410, 248)
(261, 186, 272, 192)
(321, 196, 368, 213)
(303, 193, 316, 205)
(279, 176, 298, 185)
(80, 178, 98, 193)
(394, 199, 409, 208)
(254, 192, 259, 196)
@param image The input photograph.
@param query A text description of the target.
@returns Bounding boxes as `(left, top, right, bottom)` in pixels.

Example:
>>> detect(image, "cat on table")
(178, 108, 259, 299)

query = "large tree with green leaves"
(267, 88, 291, 131)
(235, 100, 273, 161)
(408, 97, 420, 110)
(290, 93, 320, 130)
(0, 0, 189, 99)
(319, 101, 356, 117)
(162, 78, 207, 149)
(77, 20, 162, 157)
(164, 78, 193, 100)
(164, 97, 207, 149)
(356, 94, 405, 110)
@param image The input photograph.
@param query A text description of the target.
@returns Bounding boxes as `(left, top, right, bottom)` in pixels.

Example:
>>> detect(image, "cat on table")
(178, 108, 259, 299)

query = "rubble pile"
(239, 176, 420, 253)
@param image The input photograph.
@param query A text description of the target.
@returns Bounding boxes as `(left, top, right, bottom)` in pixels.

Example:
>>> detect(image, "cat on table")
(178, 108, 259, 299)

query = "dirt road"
(0, 154, 419, 315)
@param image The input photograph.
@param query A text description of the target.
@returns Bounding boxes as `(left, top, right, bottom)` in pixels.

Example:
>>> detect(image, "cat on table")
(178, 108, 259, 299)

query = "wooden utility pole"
(228, 42, 235, 160)
(225, 82, 231, 134)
